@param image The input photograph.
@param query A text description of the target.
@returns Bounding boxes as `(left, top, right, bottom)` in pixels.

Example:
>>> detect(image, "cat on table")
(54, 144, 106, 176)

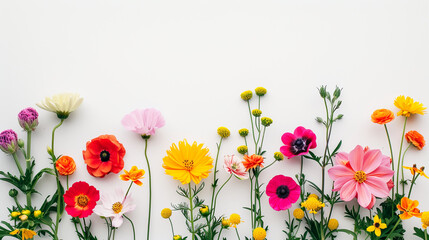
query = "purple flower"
(0, 130, 18, 154)
(280, 126, 317, 159)
(18, 107, 39, 131)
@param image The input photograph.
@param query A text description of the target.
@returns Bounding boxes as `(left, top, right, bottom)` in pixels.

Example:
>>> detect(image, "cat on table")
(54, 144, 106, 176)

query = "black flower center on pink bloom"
(276, 185, 290, 199)
(290, 138, 311, 155)
(100, 150, 110, 162)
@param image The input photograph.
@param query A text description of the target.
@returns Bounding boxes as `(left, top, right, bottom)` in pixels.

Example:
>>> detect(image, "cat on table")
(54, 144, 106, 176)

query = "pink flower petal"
(340, 180, 357, 202)
(365, 176, 390, 198)
(349, 145, 364, 171)
(328, 165, 355, 181)
(293, 126, 307, 137)
(281, 133, 295, 146)
(362, 149, 382, 173)
(335, 152, 349, 165)
(356, 183, 371, 208)
(368, 166, 394, 182)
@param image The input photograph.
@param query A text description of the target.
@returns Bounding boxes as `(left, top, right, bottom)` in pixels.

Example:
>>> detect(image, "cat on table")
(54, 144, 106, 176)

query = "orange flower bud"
(371, 109, 394, 124)
(56, 156, 76, 176)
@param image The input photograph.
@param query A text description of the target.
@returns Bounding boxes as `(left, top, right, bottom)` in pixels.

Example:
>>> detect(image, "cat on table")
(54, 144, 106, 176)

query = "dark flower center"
(276, 185, 290, 199)
(100, 150, 110, 162)
(374, 223, 380, 228)
(290, 137, 311, 155)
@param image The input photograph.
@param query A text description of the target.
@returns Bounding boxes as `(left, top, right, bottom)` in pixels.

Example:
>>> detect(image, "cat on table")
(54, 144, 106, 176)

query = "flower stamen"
(76, 195, 89, 208)
(112, 202, 123, 214)
(354, 171, 367, 183)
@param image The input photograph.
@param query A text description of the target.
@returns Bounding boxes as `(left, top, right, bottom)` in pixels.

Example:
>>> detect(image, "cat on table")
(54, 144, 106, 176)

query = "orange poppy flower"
(83, 135, 125, 178)
(405, 131, 425, 150)
(55, 156, 76, 176)
(120, 166, 145, 186)
(371, 109, 394, 124)
(243, 154, 264, 170)
(397, 197, 422, 219)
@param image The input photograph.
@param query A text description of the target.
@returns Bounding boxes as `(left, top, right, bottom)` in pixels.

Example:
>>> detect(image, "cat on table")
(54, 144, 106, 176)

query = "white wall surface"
(0, 1, 429, 239)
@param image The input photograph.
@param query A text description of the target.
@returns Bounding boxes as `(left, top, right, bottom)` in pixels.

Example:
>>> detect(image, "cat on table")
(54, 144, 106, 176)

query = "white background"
(1, 0, 429, 239)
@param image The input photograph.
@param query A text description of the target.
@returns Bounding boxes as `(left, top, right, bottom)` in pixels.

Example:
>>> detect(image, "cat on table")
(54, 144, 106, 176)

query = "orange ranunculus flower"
(405, 130, 425, 150)
(56, 156, 76, 176)
(397, 197, 422, 219)
(243, 154, 264, 170)
(120, 166, 145, 186)
(371, 109, 394, 124)
(83, 135, 125, 178)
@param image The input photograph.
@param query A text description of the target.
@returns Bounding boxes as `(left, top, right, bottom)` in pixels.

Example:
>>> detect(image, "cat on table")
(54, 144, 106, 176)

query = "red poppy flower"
(64, 181, 99, 218)
(83, 135, 126, 177)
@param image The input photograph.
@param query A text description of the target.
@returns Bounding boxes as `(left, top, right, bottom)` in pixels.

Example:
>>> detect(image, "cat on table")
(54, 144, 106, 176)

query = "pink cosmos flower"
(121, 108, 165, 136)
(280, 126, 317, 159)
(266, 175, 300, 211)
(93, 189, 136, 227)
(223, 155, 248, 179)
(328, 145, 394, 208)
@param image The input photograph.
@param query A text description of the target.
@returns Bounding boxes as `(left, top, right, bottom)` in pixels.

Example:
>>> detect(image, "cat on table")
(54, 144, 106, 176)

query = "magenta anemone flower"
(121, 108, 165, 137)
(328, 145, 394, 208)
(266, 175, 300, 211)
(18, 107, 39, 132)
(280, 126, 317, 159)
(223, 155, 248, 179)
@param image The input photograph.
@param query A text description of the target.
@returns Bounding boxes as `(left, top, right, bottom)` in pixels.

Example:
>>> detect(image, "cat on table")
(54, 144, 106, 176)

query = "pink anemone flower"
(266, 175, 300, 211)
(328, 145, 394, 208)
(223, 155, 248, 179)
(280, 126, 317, 159)
(121, 108, 165, 136)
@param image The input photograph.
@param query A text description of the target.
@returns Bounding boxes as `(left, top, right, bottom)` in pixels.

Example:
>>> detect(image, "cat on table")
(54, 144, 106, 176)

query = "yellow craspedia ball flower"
(237, 145, 248, 155)
(274, 152, 284, 161)
(253, 227, 267, 240)
(301, 196, 325, 214)
(33, 210, 42, 218)
(173, 235, 182, 240)
(422, 211, 429, 229)
(241, 90, 253, 101)
(255, 87, 267, 96)
(217, 127, 230, 138)
(261, 117, 273, 127)
(328, 219, 339, 230)
(161, 208, 172, 219)
(229, 213, 242, 228)
(308, 194, 319, 200)
(293, 208, 304, 220)
(252, 109, 262, 117)
(10, 212, 20, 218)
(238, 128, 249, 137)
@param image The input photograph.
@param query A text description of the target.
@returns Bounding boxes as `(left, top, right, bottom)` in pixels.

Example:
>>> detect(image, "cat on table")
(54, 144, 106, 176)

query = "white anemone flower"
(223, 155, 248, 180)
(36, 93, 83, 119)
(93, 189, 136, 227)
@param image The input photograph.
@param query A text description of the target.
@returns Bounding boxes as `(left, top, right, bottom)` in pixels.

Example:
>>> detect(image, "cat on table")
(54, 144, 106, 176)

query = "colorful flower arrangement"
(0, 88, 428, 240)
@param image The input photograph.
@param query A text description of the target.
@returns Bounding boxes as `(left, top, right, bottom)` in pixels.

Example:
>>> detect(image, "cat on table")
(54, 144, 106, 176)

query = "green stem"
(217, 228, 224, 240)
(258, 127, 267, 155)
(143, 138, 152, 240)
(396, 117, 408, 194)
(66, 175, 69, 190)
(124, 182, 133, 201)
(209, 137, 223, 228)
(247, 101, 257, 152)
(408, 174, 419, 198)
(250, 174, 254, 230)
(383, 124, 395, 198)
(300, 156, 304, 202)
(123, 215, 136, 240)
(189, 183, 195, 240)
(255, 169, 262, 227)
(235, 228, 241, 240)
(168, 218, 175, 237)
(425, 229, 428, 240)
(12, 153, 24, 177)
(104, 218, 111, 240)
(401, 144, 411, 195)
(260, 160, 276, 173)
(212, 175, 232, 218)
(26, 131, 32, 169)
(52, 119, 64, 240)
(386, 218, 401, 240)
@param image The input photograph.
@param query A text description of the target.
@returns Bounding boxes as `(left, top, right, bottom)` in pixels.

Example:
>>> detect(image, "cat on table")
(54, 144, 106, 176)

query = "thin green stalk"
(235, 228, 241, 240)
(209, 138, 223, 225)
(386, 218, 401, 240)
(26, 131, 32, 169)
(112, 228, 116, 240)
(168, 218, 175, 237)
(123, 215, 136, 240)
(189, 183, 195, 240)
(258, 127, 267, 155)
(260, 160, 276, 173)
(300, 156, 304, 201)
(212, 175, 232, 218)
(383, 124, 395, 198)
(104, 218, 111, 240)
(217, 227, 224, 240)
(124, 182, 133, 201)
(250, 174, 254, 230)
(247, 101, 257, 150)
(255, 169, 262, 227)
(12, 153, 24, 177)
(408, 174, 419, 198)
(52, 119, 64, 240)
(396, 117, 408, 194)
(143, 138, 152, 240)
(66, 175, 69, 190)
(425, 229, 428, 240)
(401, 144, 411, 195)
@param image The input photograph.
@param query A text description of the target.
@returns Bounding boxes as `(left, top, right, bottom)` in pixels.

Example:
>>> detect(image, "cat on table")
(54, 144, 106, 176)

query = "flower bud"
(274, 152, 284, 161)
(18, 139, 25, 148)
(237, 145, 248, 155)
(328, 218, 339, 230)
(10, 211, 20, 218)
(240, 90, 253, 101)
(238, 128, 249, 137)
(261, 117, 273, 127)
(318, 86, 327, 98)
(315, 117, 324, 123)
(0, 130, 18, 154)
(221, 218, 230, 229)
(255, 87, 267, 96)
(333, 86, 341, 99)
(173, 235, 182, 240)
(34, 210, 42, 218)
(19, 215, 28, 221)
(18, 108, 39, 132)
(47, 146, 53, 156)
(252, 109, 262, 117)
(217, 127, 230, 138)
(21, 210, 31, 215)
(199, 205, 209, 217)
(161, 208, 172, 219)
(293, 208, 304, 220)
(9, 189, 18, 198)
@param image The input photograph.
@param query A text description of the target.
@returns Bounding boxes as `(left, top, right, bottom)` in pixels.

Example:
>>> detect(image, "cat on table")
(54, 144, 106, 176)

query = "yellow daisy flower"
(394, 95, 426, 117)
(163, 139, 213, 185)
(367, 215, 387, 237)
